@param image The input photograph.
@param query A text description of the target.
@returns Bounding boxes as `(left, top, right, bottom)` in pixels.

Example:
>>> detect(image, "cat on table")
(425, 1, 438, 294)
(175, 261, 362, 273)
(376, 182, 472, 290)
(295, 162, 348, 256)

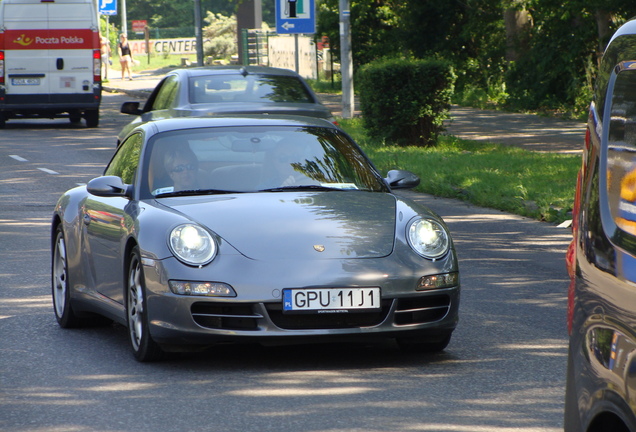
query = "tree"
(316, 0, 636, 114)
(317, 0, 403, 68)
(202, 12, 237, 59)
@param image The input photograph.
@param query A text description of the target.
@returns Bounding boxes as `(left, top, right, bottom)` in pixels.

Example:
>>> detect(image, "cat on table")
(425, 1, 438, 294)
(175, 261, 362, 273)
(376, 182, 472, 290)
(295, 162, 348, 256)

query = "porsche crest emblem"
(313, 244, 325, 252)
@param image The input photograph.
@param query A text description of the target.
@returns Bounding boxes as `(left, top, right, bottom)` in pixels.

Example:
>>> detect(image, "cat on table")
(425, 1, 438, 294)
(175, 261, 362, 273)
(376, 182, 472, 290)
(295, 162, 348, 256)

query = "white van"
(0, 0, 102, 128)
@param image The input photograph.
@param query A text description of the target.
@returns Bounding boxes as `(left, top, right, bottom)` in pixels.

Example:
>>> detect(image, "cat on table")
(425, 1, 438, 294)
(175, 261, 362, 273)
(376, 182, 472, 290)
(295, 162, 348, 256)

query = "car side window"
(105, 133, 143, 184)
(151, 75, 179, 110)
(605, 65, 636, 246)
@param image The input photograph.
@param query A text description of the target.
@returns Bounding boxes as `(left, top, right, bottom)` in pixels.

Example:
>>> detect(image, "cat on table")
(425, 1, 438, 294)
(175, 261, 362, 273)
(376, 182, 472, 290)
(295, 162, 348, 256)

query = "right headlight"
(168, 223, 217, 266)
(407, 217, 450, 259)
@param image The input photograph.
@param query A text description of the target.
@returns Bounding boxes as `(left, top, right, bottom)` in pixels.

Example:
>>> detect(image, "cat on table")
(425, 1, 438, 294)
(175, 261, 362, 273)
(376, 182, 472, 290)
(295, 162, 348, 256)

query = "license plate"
(283, 287, 381, 313)
(11, 78, 40, 86)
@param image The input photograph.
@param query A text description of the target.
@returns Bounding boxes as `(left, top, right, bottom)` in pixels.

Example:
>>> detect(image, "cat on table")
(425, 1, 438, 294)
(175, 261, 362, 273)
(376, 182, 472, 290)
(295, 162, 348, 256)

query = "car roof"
(139, 115, 340, 136)
(170, 65, 304, 79)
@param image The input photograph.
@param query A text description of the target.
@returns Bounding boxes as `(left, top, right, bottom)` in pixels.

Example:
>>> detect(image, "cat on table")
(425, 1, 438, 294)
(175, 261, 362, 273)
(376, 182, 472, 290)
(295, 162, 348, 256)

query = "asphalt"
(103, 68, 587, 155)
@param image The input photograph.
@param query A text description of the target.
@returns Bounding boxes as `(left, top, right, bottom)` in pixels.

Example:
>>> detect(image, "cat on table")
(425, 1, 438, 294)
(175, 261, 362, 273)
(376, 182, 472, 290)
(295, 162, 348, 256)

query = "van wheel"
(0, 113, 5, 129)
(69, 112, 82, 124)
(85, 110, 99, 128)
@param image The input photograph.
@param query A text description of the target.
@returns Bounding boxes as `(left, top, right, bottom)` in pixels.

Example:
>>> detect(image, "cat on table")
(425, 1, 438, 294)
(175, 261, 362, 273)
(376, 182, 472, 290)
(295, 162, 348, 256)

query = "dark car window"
(152, 75, 180, 110)
(604, 65, 636, 250)
(140, 126, 388, 198)
(189, 74, 314, 104)
(105, 132, 143, 184)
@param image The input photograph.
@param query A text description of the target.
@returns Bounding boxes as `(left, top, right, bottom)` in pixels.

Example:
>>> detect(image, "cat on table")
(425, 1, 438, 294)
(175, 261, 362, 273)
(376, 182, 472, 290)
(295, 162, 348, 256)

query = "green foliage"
(317, 0, 404, 68)
(315, 0, 636, 117)
(357, 58, 456, 147)
(202, 12, 237, 59)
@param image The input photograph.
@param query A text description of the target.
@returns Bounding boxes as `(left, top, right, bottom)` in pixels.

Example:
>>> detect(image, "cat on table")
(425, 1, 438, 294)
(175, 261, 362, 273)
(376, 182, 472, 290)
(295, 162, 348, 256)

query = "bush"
(357, 58, 455, 147)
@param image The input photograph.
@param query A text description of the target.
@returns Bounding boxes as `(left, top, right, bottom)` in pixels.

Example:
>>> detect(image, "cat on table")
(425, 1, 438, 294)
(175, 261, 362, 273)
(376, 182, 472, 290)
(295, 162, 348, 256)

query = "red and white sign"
(0, 29, 98, 50)
(132, 20, 147, 33)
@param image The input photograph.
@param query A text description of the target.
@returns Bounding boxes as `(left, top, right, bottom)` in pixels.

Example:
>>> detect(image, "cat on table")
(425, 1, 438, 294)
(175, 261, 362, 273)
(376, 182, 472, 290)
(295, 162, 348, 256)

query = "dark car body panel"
(565, 18, 636, 432)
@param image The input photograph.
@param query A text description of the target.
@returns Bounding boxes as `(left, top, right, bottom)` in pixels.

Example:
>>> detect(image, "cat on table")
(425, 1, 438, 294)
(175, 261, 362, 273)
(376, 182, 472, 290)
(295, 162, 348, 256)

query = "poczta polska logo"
(13, 34, 85, 47)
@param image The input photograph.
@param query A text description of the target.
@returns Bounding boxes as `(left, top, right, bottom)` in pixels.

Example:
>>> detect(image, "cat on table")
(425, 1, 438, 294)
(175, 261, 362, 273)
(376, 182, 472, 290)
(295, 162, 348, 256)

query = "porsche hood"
(160, 191, 397, 260)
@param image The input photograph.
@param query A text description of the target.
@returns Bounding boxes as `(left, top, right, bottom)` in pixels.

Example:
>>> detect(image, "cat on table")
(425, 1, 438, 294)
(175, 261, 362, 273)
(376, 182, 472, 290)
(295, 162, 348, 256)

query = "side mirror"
(120, 101, 143, 116)
(87, 176, 132, 198)
(385, 169, 420, 189)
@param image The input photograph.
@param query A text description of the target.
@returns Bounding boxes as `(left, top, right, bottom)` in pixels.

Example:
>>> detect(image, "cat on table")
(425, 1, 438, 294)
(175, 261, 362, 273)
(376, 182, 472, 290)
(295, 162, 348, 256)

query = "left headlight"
(169, 223, 217, 266)
(407, 217, 450, 259)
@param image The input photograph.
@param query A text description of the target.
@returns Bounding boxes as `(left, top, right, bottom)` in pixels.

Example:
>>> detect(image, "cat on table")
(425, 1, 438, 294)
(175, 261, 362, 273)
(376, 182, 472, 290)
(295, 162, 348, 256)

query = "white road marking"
(9, 155, 27, 162)
(38, 167, 59, 175)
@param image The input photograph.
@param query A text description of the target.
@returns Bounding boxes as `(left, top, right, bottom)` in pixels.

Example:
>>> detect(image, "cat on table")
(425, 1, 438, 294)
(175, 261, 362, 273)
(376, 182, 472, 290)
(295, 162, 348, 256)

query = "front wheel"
(52, 225, 82, 328)
(127, 247, 163, 362)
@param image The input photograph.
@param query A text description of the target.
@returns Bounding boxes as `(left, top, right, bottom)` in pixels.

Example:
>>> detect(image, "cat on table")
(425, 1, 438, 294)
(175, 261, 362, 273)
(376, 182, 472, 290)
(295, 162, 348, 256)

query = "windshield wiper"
(258, 185, 344, 192)
(156, 188, 242, 198)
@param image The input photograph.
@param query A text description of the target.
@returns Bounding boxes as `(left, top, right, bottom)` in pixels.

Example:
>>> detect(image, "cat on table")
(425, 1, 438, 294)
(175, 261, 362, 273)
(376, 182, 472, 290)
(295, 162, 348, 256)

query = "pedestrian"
(117, 33, 134, 81)
(100, 36, 111, 80)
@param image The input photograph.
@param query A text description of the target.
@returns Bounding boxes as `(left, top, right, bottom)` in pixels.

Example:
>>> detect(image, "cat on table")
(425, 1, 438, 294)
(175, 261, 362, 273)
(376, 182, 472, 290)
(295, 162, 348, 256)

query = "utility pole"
(121, 0, 128, 35)
(339, 0, 354, 118)
(194, 0, 204, 66)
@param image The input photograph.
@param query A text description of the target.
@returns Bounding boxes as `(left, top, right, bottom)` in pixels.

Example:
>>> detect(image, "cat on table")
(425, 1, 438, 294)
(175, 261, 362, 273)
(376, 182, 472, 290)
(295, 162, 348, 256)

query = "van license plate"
(12, 78, 40, 86)
(283, 287, 381, 313)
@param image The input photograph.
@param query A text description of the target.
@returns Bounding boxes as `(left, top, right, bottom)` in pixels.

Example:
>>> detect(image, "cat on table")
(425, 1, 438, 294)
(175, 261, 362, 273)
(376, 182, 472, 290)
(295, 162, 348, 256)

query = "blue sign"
(275, 0, 315, 34)
(99, 0, 117, 16)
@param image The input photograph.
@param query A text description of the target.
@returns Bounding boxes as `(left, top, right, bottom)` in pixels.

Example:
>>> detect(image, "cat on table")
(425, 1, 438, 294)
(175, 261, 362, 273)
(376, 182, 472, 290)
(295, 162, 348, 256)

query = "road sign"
(99, 0, 117, 16)
(275, 0, 315, 34)
(132, 20, 147, 34)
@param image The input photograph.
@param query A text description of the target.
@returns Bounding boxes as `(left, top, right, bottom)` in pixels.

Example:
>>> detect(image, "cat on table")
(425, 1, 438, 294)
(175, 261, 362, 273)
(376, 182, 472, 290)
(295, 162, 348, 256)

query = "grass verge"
(338, 117, 580, 225)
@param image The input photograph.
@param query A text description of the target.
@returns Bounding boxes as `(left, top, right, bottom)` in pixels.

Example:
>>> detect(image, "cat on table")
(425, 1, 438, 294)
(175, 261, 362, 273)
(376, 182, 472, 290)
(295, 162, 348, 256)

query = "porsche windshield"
(142, 126, 388, 198)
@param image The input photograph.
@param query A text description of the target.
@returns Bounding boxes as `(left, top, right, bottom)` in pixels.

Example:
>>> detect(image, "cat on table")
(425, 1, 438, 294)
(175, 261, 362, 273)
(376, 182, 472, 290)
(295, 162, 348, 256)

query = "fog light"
(169, 281, 236, 297)
(417, 272, 459, 290)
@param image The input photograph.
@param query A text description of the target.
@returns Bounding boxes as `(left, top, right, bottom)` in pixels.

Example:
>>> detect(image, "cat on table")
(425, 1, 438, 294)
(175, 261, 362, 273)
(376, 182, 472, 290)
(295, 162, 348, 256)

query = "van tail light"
(93, 49, 101, 83)
(0, 51, 4, 85)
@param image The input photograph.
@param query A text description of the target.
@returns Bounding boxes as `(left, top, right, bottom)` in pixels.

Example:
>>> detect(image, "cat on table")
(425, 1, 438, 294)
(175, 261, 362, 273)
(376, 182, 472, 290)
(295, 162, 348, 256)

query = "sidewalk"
(103, 69, 586, 155)
(444, 106, 585, 154)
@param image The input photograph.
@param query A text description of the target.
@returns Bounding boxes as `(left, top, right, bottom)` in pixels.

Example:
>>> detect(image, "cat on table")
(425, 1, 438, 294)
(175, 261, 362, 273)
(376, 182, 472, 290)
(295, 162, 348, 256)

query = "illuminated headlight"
(407, 217, 450, 259)
(417, 272, 459, 290)
(169, 223, 216, 266)
(169, 281, 236, 297)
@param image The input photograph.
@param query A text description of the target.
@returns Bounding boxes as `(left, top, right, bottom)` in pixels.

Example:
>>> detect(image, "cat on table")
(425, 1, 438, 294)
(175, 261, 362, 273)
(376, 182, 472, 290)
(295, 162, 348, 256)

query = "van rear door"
(2, 0, 98, 102)
(2, 3, 50, 99)
(47, 2, 98, 100)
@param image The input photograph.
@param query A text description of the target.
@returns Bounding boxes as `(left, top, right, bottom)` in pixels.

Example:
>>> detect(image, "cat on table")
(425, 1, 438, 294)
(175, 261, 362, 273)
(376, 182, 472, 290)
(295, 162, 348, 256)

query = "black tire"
(397, 332, 452, 354)
(0, 113, 6, 129)
(69, 112, 82, 124)
(85, 110, 99, 128)
(51, 225, 83, 328)
(127, 246, 163, 362)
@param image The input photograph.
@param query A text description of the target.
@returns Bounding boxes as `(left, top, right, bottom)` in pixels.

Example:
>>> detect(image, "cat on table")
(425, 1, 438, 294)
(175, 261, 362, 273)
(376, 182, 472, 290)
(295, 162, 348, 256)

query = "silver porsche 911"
(51, 115, 460, 361)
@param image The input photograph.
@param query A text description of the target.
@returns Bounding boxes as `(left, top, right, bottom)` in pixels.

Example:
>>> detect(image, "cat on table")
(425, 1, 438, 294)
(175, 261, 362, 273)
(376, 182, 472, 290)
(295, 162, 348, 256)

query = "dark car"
(52, 115, 460, 362)
(117, 65, 336, 145)
(565, 18, 636, 432)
